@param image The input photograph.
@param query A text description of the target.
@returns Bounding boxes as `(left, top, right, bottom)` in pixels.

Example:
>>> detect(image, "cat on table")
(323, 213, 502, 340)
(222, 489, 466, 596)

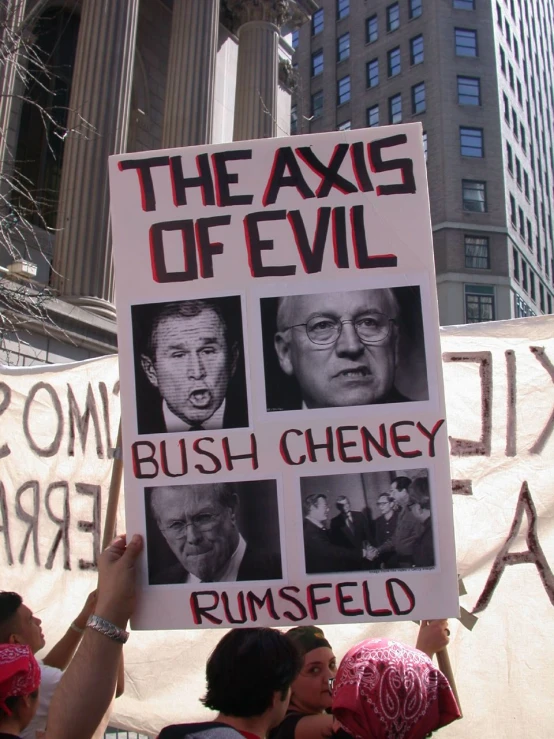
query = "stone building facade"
(0, 0, 316, 364)
(291, 0, 554, 325)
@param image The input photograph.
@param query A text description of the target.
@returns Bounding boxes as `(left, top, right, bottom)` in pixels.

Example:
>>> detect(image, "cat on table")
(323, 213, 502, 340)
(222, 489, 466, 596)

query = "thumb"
(121, 534, 143, 564)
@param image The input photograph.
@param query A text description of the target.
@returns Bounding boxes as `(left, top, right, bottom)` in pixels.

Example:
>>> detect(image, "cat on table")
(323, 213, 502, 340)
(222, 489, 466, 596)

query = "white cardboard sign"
(108, 126, 459, 628)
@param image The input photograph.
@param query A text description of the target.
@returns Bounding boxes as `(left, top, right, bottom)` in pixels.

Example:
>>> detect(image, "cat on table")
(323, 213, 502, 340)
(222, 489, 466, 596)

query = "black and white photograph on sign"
(260, 286, 428, 412)
(131, 296, 249, 434)
(300, 469, 435, 575)
(145, 479, 283, 585)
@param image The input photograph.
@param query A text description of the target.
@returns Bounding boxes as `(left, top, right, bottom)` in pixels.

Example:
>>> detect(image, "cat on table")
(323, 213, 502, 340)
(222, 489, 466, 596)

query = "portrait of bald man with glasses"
(267, 287, 425, 411)
(145, 481, 283, 584)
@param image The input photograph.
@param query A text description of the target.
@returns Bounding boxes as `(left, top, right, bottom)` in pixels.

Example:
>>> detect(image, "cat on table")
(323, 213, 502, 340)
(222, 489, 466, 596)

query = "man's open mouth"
(189, 389, 212, 407)
(334, 367, 370, 379)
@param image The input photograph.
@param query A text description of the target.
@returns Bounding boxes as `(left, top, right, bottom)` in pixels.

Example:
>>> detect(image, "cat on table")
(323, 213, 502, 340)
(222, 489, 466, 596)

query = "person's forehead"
(154, 309, 225, 344)
(292, 290, 390, 319)
(152, 486, 220, 515)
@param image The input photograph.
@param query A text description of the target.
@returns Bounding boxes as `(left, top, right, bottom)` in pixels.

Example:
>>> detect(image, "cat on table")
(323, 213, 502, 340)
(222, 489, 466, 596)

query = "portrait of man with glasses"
(145, 480, 283, 585)
(261, 286, 428, 412)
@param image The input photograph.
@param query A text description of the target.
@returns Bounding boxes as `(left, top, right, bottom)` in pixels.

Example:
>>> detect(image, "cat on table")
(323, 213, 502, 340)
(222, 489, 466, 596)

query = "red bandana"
(0, 645, 41, 715)
(332, 639, 460, 739)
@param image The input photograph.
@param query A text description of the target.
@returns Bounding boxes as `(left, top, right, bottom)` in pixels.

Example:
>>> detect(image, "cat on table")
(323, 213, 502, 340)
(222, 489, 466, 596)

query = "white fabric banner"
(0, 315, 553, 737)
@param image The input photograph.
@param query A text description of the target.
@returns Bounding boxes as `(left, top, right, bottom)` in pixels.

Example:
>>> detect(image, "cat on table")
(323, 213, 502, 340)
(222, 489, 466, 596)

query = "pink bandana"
(332, 639, 460, 739)
(0, 644, 41, 715)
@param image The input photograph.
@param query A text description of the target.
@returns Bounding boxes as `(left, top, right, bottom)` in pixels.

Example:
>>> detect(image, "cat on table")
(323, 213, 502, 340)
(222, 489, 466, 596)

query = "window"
(312, 8, 324, 35)
(496, 2, 502, 26)
(513, 247, 520, 281)
(291, 104, 298, 134)
(462, 180, 487, 212)
(387, 3, 400, 31)
(527, 219, 533, 247)
(367, 104, 379, 127)
(410, 35, 424, 64)
(337, 75, 351, 105)
(510, 194, 516, 225)
(412, 82, 426, 113)
(515, 158, 522, 187)
(311, 90, 323, 118)
(367, 58, 379, 87)
(519, 206, 525, 237)
(460, 127, 483, 157)
(337, 0, 350, 20)
(454, 0, 475, 8)
(503, 93, 509, 121)
(337, 32, 350, 62)
(524, 171, 530, 199)
(311, 50, 324, 77)
(338, 120, 351, 130)
(458, 76, 480, 105)
(455, 28, 478, 56)
(499, 46, 506, 73)
(388, 47, 401, 76)
(291, 29, 299, 49)
(366, 15, 378, 43)
(465, 285, 495, 322)
(465, 235, 490, 269)
(506, 142, 513, 173)
(422, 131, 428, 160)
(389, 93, 402, 123)
(409, 0, 423, 18)
(516, 80, 523, 105)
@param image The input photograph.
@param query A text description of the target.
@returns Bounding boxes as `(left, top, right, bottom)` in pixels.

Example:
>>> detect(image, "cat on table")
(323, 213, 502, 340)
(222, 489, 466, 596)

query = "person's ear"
(141, 354, 159, 388)
(8, 633, 21, 645)
(274, 331, 294, 376)
(228, 494, 239, 523)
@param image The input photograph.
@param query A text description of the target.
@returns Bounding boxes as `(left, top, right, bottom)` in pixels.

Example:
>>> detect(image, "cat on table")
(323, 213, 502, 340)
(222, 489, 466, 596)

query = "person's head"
(377, 494, 394, 517)
(202, 628, 302, 726)
(0, 643, 41, 732)
(140, 300, 239, 426)
(336, 496, 351, 514)
(0, 593, 45, 654)
(286, 626, 336, 714)
(408, 478, 431, 523)
(389, 476, 412, 506)
(150, 483, 241, 581)
(332, 638, 460, 739)
(303, 494, 329, 524)
(274, 289, 400, 409)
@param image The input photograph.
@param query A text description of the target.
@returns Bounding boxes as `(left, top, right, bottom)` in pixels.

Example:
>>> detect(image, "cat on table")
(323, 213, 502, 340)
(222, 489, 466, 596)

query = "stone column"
(0, 0, 27, 179)
(229, 0, 292, 142)
(162, 0, 219, 148)
(51, 0, 139, 318)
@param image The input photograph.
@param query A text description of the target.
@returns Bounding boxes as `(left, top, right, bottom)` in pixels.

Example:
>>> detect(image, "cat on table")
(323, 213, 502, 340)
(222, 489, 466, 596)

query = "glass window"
(499, 46, 506, 73)
(462, 180, 487, 212)
(311, 90, 323, 118)
(503, 93, 509, 120)
(412, 82, 426, 113)
(389, 93, 402, 123)
(367, 104, 379, 127)
(367, 58, 379, 87)
(312, 8, 324, 35)
(460, 127, 483, 157)
(409, 0, 423, 18)
(465, 235, 490, 269)
(291, 104, 298, 134)
(465, 285, 495, 323)
(458, 76, 480, 104)
(337, 0, 350, 20)
(422, 131, 428, 160)
(410, 34, 424, 64)
(337, 32, 350, 62)
(509, 193, 516, 225)
(338, 120, 351, 131)
(513, 246, 520, 281)
(387, 3, 400, 31)
(366, 14, 378, 43)
(454, 0, 475, 8)
(455, 28, 478, 56)
(388, 47, 401, 76)
(291, 29, 299, 49)
(506, 142, 513, 172)
(311, 50, 324, 77)
(337, 75, 351, 105)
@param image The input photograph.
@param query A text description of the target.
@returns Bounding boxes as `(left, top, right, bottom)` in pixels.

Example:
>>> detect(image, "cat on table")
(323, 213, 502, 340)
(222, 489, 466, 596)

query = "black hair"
(202, 628, 302, 717)
(391, 476, 412, 492)
(303, 494, 327, 516)
(0, 592, 22, 642)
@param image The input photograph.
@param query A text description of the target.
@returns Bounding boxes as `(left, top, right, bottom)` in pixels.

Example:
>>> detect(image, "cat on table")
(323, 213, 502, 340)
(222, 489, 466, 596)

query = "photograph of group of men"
(130, 285, 429, 434)
(144, 480, 283, 585)
(300, 469, 435, 574)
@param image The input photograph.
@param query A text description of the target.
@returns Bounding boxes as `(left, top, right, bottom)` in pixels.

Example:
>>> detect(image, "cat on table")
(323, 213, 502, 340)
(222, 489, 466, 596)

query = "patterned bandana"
(332, 639, 460, 739)
(0, 644, 41, 716)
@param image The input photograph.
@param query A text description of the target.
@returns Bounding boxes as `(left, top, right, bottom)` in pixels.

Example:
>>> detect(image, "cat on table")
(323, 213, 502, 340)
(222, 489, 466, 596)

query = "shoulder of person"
(158, 721, 243, 739)
(294, 713, 334, 739)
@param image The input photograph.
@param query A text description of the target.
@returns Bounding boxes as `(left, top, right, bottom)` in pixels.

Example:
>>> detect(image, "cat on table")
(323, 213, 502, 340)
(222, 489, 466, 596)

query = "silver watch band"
(86, 614, 129, 644)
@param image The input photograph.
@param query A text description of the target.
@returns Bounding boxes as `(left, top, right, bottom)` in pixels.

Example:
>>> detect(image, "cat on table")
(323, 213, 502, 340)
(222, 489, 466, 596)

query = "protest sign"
(0, 315, 553, 735)
(108, 126, 458, 629)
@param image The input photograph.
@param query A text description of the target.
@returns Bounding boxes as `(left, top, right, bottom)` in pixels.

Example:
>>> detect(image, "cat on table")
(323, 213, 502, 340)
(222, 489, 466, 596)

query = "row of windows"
(366, 35, 423, 88)
(512, 248, 552, 309)
(312, 0, 424, 39)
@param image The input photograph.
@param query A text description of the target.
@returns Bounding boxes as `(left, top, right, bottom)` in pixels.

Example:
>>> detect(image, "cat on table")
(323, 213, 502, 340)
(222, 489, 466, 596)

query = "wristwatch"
(86, 614, 129, 644)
